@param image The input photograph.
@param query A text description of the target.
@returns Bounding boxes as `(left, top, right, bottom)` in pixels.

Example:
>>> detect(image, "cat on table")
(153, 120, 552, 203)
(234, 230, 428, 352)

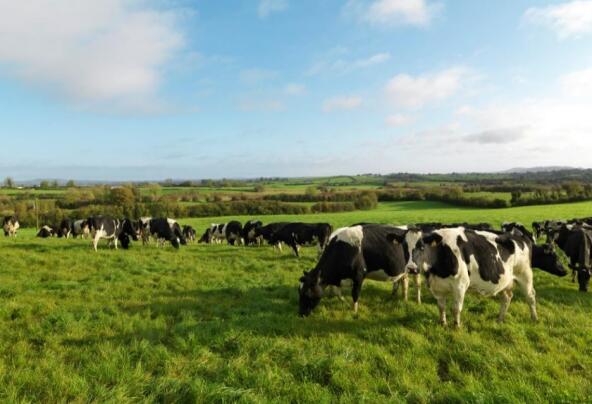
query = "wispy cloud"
(463, 127, 528, 144)
(239, 68, 279, 85)
(559, 67, 592, 96)
(0, 0, 185, 113)
(284, 83, 306, 96)
(524, 0, 592, 39)
(322, 96, 362, 112)
(308, 51, 391, 76)
(385, 113, 412, 127)
(258, 0, 288, 19)
(385, 67, 469, 108)
(344, 0, 441, 27)
(239, 97, 284, 112)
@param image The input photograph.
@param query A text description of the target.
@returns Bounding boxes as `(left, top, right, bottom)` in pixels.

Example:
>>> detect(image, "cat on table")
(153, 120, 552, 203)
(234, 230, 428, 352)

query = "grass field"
(1, 201, 591, 402)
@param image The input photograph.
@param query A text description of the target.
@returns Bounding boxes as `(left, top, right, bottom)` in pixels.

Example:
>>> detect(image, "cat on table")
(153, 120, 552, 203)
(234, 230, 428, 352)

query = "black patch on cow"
(429, 243, 459, 278)
(459, 231, 505, 284)
(494, 235, 515, 262)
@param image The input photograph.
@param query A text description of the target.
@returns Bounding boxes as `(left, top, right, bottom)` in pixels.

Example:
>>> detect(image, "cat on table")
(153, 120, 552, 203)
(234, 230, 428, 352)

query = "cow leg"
(92, 235, 100, 252)
(452, 292, 465, 329)
(414, 274, 422, 304)
(401, 274, 409, 301)
(113, 237, 118, 250)
(497, 288, 513, 322)
(435, 296, 447, 326)
(516, 271, 538, 321)
(290, 243, 299, 257)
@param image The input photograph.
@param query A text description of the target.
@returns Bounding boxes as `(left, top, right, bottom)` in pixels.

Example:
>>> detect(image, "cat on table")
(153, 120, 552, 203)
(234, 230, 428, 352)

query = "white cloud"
(307, 51, 391, 76)
(385, 67, 468, 108)
(239, 98, 284, 112)
(0, 0, 185, 112)
(345, 0, 441, 27)
(385, 113, 412, 127)
(258, 0, 288, 19)
(525, 1, 592, 39)
(559, 67, 592, 96)
(322, 96, 362, 112)
(284, 83, 306, 96)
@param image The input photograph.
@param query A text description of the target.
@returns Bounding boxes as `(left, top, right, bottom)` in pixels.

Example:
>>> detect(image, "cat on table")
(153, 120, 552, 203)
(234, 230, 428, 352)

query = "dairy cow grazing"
(271, 222, 333, 257)
(298, 224, 407, 317)
(138, 217, 153, 245)
(182, 225, 196, 243)
(547, 224, 592, 291)
(72, 219, 90, 239)
(37, 225, 54, 238)
(225, 221, 244, 245)
(3, 216, 20, 238)
(199, 224, 227, 244)
(88, 216, 138, 251)
(254, 222, 289, 249)
(58, 218, 73, 238)
(402, 227, 565, 327)
(147, 218, 186, 249)
(243, 220, 263, 245)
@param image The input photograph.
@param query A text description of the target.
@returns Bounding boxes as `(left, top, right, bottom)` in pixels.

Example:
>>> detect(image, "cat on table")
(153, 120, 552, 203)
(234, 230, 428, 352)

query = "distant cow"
(199, 224, 226, 244)
(36, 225, 54, 238)
(225, 221, 243, 245)
(298, 224, 407, 317)
(401, 227, 565, 327)
(3, 216, 19, 238)
(501, 222, 535, 242)
(138, 217, 153, 245)
(182, 225, 197, 243)
(57, 218, 73, 238)
(87, 216, 138, 251)
(547, 224, 592, 291)
(271, 222, 332, 257)
(72, 219, 90, 239)
(253, 222, 289, 247)
(243, 220, 263, 245)
(147, 218, 186, 249)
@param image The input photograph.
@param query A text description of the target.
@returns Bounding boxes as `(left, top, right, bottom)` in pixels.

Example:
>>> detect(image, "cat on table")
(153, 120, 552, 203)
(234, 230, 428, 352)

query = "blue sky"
(1, 0, 592, 180)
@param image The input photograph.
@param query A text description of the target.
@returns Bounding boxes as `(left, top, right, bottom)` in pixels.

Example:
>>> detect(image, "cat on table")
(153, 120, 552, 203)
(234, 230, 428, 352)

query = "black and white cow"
(547, 224, 592, 291)
(36, 225, 54, 238)
(270, 222, 333, 257)
(242, 220, 263, 246)
(72, 219, 90, 239)
(501, 222, 535, 242)
(182, 225, 197, 243)
(3, 216, 19, 238)
(298, 224, 407, 317)
(87, 216, 138, 251)
(57, 218, 73, 238)
(401, 227, 565, 327)
(199, 224, 227, 244)
(388, 225, 425, 303)
(147, 218, 186, 249)
(253, 222, 289, 247)
(138, 217, 153, 245)
(225, 221, 244, 245)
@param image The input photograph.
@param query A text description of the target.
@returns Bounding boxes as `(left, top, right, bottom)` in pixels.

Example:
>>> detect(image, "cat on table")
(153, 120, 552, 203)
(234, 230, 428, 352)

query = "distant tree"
(66, 180, 76, 187)
(253, 184, 265, 193)
(39, 180, 50, 189)
(305, 186, 318, 197)
(110, 187, 136, 215)
(146, 183, 162, 201)
(50, 180, 59, 188)
(3, 177, 14, 188)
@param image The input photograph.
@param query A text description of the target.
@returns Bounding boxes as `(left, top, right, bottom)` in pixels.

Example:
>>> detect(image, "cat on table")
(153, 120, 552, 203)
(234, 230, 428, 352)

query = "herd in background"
(3, 213, 592, 325)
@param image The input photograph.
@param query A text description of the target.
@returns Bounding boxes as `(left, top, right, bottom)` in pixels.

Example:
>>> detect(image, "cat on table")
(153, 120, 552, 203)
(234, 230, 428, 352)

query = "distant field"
(0, 200, 591, 401)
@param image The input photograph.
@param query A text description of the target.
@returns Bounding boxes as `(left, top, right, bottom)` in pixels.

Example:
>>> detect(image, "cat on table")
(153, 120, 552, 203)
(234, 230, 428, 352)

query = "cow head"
(119, 233, 131, 249)
(199, 227, 213, 243)
(531, 243, 567, 277)
(410, 232, 450, 276)
(122, 219, 138, 241)
(387, 228, 423, 275)
(298, 270, 323, 317)
(578, 268, 591, 292)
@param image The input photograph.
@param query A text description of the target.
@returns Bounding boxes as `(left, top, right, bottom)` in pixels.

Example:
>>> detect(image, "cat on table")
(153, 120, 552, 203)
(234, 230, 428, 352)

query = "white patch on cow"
(330, 225, 363, 248)
(395, 225, 408, 230)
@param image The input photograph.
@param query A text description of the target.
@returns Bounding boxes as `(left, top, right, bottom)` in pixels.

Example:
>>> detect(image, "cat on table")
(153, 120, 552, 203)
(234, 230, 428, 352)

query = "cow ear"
(386, 230, 406, 245)
(422, 232, 442, 247)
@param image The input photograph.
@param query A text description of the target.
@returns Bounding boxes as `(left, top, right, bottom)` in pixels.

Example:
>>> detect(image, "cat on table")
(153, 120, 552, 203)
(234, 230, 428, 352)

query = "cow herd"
(3, 214, 591, 326)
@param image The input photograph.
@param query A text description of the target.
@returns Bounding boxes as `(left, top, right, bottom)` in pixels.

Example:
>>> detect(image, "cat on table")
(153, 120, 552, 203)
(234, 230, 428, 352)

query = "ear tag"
(431, 240, 438, 247)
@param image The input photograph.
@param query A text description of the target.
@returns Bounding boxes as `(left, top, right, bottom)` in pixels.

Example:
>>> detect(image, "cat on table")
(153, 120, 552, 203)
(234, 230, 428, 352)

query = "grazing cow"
(225, 221, 244, 245)
(147, 218, 184, 249)
(532, 221, 545, 239)
(3, 216, 20, 238)
(253, 222, 289, 248)
(270, 222, 333, 257)
(36, 225, 54, 238)
(138, 217, 153, 245)
(547, 224, 592, 291)
(298, 224, 407, 317)
(72, 219, 90, 239)
(57, 218, 73, 238)
(87, 216, 138, 251)
(182, 225, 197, 243)
(243, 220, 263, 245)
(501, 222, 535, 242)
(402, 227, 565, 327)
(199, 224, 226, 244)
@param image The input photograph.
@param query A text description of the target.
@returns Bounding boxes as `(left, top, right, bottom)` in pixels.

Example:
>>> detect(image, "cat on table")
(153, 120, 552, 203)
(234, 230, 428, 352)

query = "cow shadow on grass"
(62, 284, 431, 351)
(536, 285, 592, 308)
